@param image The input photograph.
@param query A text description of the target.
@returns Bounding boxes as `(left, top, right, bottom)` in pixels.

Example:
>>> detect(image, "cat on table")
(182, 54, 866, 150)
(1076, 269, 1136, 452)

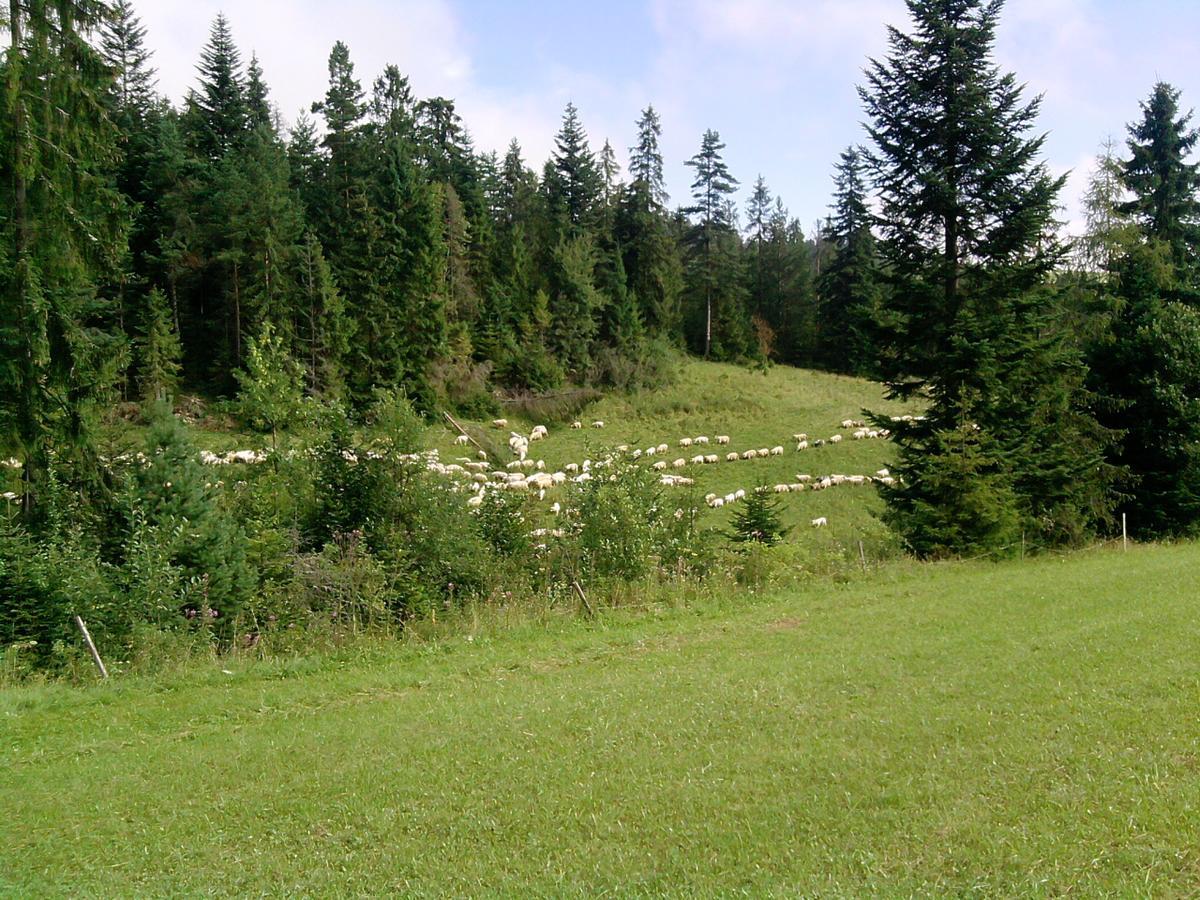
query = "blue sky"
(139, 0, 1200, 235)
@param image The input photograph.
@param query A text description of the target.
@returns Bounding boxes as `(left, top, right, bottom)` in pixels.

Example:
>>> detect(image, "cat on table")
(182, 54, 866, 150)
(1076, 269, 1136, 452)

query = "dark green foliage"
(683, 130, 753, 360)
(1, 0, 130, 517)
(184, 14, 247, 161)
(133, 407, 253, 624)
(817, 147, 882, 375)
(1119, 83, 1200, 279)
(730, 487, 790, 546)
(860, 0, 1114, 554)
(136, 287, 182, 404)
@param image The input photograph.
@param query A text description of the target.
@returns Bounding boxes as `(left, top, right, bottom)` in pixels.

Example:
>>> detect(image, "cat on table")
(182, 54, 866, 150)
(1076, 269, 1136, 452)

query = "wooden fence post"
(74, 616, 108, 679)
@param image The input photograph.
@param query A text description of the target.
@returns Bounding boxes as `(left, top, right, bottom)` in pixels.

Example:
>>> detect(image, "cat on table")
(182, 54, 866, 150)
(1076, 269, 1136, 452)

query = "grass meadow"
(3, 542, 1199, 896)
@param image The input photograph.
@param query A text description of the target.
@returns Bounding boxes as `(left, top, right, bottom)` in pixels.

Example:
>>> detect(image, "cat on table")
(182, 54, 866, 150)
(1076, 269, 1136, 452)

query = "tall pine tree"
(861, 0, 1113, 555)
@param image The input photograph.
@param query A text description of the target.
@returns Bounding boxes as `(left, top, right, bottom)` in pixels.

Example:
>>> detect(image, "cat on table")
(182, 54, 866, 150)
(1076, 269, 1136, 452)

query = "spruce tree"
(1119, 82, 1200, 280)
(860, 0, 1113, 555)
(137, 288, 183, 404)
(184, 14, 247, 161)
(730, 487, 790, 546)
(618, 107, 682, 336)
(1087, 85, 1200, 536)
(245, 53, 273, 133)
(817, 147, 882, 375)
(683, 130, 747, 358)
(1, 0, 130, 516)
(551, 103, 601, 231)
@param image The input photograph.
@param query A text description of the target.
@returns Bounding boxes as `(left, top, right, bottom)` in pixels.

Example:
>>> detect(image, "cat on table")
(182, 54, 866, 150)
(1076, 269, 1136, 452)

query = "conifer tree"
(1119, 82, 1200, 279)
(860, 0, 1112, 555)
(185, 14, 247, 160)
(137, 288, 183, 404)
(135, 406, 253, 626)
(1, 0, 130, 515)
(730, 487, 790, 546)
(683, 130, 746, 358)
(817, 147, 882, 375)
(245, 53, 273, 133)
(1087, 84, 1200, 536)
(629, 105, 668, 207)
(551, 103, 601, 231)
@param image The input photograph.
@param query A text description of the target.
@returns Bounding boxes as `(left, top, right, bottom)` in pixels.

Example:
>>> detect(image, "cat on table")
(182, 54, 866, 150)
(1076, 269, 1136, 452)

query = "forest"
(2, 0, 1199, 672)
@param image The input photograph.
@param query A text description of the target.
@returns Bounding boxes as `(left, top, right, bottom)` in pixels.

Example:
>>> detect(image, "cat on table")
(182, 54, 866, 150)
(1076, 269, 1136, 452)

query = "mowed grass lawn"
(3, 544, 1199, 896)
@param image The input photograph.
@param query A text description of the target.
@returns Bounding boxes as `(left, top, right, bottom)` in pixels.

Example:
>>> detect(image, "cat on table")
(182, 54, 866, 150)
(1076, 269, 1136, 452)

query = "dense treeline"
(2, 0, 1200, 672)
(99, 5, 843, 415)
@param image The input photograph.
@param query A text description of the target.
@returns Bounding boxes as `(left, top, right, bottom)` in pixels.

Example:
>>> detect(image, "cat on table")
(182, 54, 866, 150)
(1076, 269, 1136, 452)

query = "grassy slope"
(4, 544, 1199, 896)
(431, 359, 918, 546)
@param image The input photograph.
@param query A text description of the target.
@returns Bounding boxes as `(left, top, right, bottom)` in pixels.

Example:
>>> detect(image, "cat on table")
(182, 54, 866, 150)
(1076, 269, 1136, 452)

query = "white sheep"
(710, 497, 725, 509)
(691, 455, 706, 465)
(694, 436, 709, 445)
(564, 462, 579, 474)
(734, 489, 746, 500)
(811, 517, 828, 528)
(705, 454, 719, 464)
(773, 484, 790, 493)
(716, 435, 730, 445)
(467, 493, 484, 508)
(757, 448, 770, 457)
(591, 420, 605, 429)
(672, 458, 686, 469)
(656, 443, 669, 454)
(571, 421, 583, 429)
(726, 451, 740, 462)
(679, 437, 693, 448)
(770, 446, 784, 456)
(829, 434, 843, 444)
(645, 446, 657, 457)
(492, 418, 508, 429)
(652, 460, 667, 471)
(723, 493, 737, 504)
(742, 450, 758, 460)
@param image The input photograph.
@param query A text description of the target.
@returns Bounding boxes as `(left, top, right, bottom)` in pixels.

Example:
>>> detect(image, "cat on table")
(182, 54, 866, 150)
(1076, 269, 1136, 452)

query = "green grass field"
(4, 543, 1199, 896)
(430, 359, 920, 547)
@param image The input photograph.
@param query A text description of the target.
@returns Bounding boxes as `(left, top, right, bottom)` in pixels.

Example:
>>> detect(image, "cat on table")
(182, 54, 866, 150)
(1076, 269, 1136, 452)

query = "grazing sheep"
(492, 419, 509, 429)
(742, 450, 757, 460)
(705, 454, 719, 464)
(679, 437, 693, 448)
(830, 435, 843, 444)
(672, 458, 687, 469)
(876, 468, 890, 478)
(691, 455, 706, 465)
(813, 439, 826, 448)
(716, 435, 730, 445)
(773, 484, 790, 493)
(631, 448, 643, 458)
(770, 446, 784, 456)
(652, 460, 667, 471)
(726, 452, 740, 462)
(710, 497, 725, 508)
(796, 440, 809, 451)
(591, 420, 605, 429)
(645, 446, 657, 457)
(571, 421, 583, 429)
(724, 493, 737, 504)
(454, 434, 470, 446)
(565, 462, 579, 474)
(695, 436, 709, 445)
(811, 517, 828, 528)
(734, 489, 746, 500)
(656, 443, 669, 454)
(467, 493, 484, 508)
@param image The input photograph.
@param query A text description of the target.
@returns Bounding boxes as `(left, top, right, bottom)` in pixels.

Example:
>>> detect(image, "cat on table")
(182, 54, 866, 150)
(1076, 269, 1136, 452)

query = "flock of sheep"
(2, 413, 916, 535)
